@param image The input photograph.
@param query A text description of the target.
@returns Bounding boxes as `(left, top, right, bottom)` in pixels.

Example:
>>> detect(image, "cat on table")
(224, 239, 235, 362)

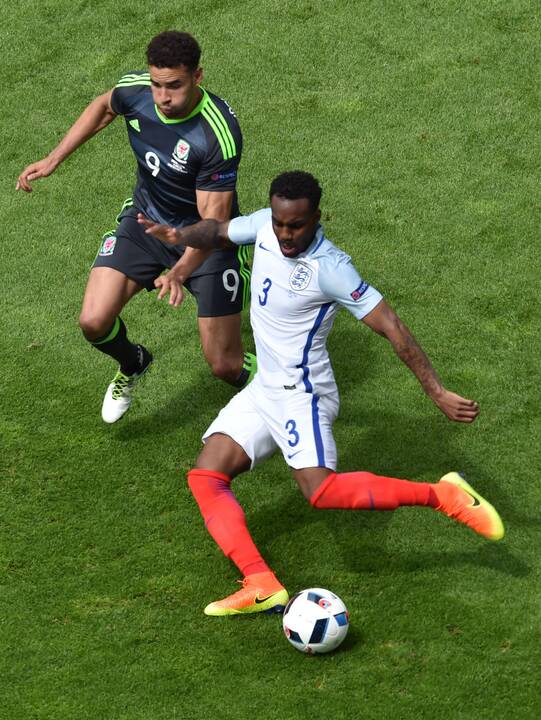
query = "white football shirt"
(229, 209, 383, 396)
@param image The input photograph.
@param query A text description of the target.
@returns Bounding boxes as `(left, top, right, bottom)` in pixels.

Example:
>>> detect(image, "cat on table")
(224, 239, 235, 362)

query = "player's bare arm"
(138, 214, 231, 250)
(16, 90, 117, 192)
(362, 300, 480, 423)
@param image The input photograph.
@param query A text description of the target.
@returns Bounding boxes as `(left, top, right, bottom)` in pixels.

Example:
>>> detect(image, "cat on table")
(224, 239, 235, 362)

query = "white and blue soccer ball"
(282, 588, 349, 654)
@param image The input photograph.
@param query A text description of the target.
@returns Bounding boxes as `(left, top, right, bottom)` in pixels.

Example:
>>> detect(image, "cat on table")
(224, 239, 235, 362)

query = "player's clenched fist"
(432, 389, 480, 423)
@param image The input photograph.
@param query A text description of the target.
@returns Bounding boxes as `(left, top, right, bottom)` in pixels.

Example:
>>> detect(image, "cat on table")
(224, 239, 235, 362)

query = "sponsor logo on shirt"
(168, 139, 190, 173)
(350, 281, 369, 301)
(289, 263, 312, 291)
(99, 235, 117, 256)
(211, 170, 237, 182)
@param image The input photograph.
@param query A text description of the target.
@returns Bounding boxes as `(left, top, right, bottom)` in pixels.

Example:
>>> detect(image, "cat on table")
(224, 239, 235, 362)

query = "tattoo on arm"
(389, 317, 442, 397)
(177, 219, 228, 250)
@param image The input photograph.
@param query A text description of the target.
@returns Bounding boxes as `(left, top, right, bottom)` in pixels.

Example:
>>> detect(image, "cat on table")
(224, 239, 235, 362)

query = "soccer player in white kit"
(139, 171, 504, 616)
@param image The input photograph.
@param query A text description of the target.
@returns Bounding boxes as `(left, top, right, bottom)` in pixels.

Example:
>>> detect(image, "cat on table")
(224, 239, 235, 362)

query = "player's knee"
(294, 470, 335, 505)
(79, 310, 112, 341)
(300, 484, 315, 503)
(207, 357, 241, 384)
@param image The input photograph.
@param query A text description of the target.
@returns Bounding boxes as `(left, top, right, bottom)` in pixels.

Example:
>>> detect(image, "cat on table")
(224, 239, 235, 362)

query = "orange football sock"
(187, 469, 270, 576)
(310, 471, 439, 510)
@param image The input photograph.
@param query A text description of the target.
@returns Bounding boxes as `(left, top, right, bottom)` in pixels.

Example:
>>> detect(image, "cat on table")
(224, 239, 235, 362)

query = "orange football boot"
(204, 571, 289, 616)
(435, 472, 504, 541)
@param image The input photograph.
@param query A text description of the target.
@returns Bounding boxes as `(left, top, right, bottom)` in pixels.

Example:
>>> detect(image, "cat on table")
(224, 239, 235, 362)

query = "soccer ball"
(282, 588, 349, 654)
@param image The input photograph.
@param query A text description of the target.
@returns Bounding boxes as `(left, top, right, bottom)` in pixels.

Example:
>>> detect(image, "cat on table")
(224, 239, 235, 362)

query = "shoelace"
(111, 372, 132, 400)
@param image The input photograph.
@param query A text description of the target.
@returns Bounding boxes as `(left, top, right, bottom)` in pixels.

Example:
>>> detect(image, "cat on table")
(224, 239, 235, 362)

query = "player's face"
(270, 196, 321, 258)
(149, 65, 203, 119)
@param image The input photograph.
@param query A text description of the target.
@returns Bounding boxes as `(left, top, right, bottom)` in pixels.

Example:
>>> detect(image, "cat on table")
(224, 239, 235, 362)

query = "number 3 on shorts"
(285, 419, 300, 447)
(222, 269, 240, 302)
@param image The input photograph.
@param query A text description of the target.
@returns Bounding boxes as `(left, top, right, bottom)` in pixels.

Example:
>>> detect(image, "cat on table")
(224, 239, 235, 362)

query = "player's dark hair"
(269, 171, 322, 211)
(146, 31, 201, 70)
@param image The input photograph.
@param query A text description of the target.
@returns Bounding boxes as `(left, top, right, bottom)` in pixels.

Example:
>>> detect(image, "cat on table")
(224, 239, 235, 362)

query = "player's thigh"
(264, 391, 339, 472)
(186, 247, 250, 321)
(197, 314, 243, 366)
(80, 267, 142, 334)
(202, 382, 277, 469)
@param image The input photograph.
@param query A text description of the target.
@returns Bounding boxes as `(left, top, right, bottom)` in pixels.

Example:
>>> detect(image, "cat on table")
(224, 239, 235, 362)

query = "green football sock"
(232, 352, 257, 388)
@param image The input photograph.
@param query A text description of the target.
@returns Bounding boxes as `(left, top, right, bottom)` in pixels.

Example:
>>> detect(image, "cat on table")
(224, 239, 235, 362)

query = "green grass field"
(2, 1, 540, 718)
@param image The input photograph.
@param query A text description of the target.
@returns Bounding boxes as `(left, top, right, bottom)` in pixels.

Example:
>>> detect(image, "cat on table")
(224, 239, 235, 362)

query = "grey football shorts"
(92, 208, 250, 317)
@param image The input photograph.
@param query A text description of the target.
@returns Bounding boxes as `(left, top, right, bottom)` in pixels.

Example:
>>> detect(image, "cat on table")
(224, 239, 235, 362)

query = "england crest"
(289, 263, 312, 291)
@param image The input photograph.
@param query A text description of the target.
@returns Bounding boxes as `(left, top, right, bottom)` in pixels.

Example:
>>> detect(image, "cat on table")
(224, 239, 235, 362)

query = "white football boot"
(101, 346, 153, 423)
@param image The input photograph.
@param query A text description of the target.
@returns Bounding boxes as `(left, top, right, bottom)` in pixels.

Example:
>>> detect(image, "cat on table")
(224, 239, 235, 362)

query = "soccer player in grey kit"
(17, 31, 254, 423)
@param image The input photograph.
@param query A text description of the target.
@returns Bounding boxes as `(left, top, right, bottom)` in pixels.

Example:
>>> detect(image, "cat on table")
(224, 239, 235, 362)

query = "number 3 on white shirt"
(259, 278, 272, 306)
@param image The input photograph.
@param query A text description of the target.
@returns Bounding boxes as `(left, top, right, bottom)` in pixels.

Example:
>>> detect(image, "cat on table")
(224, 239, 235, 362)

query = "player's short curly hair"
(269, 171, 322, 211)
(146, 31, 201, 70)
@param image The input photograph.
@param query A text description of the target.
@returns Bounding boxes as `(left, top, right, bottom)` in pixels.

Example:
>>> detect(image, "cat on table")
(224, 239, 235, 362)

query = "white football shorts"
(202, 375, 339, 470)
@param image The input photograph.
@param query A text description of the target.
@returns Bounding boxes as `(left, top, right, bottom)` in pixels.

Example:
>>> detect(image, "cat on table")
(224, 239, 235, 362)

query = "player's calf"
(308, 469, 504, 540)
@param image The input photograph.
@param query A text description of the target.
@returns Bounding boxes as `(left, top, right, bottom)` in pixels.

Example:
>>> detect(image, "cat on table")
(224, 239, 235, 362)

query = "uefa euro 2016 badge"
(350, 280, 369, 301)
(99, 235, 117, 256)
(289, 263, 312, 291)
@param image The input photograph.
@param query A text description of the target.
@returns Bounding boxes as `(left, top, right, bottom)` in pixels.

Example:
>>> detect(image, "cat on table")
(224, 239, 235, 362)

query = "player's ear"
(194, 67, 203, 85)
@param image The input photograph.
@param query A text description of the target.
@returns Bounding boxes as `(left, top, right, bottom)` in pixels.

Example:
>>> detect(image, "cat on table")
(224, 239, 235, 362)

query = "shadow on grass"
(110, 366, 235, 442)
(241, 404, 528, 582)
(247, 488, 530, 582)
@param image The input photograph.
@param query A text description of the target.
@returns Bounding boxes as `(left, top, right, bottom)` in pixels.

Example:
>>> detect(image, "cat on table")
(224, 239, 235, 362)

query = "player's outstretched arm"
(137, 215, 231, 250)
(362, 300, 480, 423)
(16, 90, 117, 192)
